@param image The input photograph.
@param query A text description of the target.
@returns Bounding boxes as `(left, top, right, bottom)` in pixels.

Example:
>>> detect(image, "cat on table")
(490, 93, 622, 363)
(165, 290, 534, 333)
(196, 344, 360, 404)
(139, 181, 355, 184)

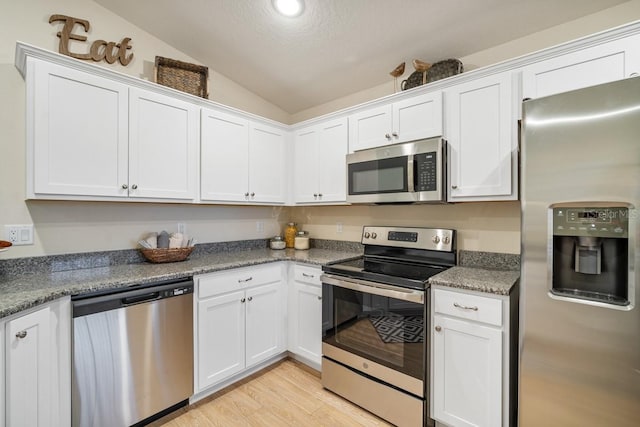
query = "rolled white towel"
(169, 232, 184, 249)
(145, 232, 158, 249)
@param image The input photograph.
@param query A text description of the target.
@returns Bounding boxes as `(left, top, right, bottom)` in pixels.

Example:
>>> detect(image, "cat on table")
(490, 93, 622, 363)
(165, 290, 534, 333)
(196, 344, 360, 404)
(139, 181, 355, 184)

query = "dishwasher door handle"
(122, 291, 160, 306)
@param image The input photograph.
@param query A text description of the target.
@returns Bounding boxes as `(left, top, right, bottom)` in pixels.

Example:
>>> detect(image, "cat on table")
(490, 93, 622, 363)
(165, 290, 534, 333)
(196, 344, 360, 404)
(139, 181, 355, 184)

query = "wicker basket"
(140, 247, 195, 263)
(154, 56, 209, 98)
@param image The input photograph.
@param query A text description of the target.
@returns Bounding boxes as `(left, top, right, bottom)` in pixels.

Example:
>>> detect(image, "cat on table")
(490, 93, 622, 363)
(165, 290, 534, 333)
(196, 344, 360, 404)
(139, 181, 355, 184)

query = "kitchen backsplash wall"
(293, 202, 521, 254)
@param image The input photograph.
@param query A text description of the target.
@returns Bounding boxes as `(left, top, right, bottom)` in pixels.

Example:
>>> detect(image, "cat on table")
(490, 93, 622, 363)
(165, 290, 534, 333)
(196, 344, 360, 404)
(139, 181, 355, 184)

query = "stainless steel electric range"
(320, 226, 456, 427)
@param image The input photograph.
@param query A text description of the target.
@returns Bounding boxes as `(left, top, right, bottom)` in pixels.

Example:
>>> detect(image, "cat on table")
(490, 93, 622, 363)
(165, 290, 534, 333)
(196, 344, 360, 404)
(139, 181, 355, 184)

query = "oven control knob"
(442, 236, 450, 244)
(432, 235, 441, 244)
(371, 232, 377, 239)
(364, 232, 371, 238)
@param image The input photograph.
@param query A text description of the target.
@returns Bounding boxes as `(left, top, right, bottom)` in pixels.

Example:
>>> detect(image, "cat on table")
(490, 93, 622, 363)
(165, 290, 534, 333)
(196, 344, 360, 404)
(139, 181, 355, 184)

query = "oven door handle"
(320, 274, 424, 304)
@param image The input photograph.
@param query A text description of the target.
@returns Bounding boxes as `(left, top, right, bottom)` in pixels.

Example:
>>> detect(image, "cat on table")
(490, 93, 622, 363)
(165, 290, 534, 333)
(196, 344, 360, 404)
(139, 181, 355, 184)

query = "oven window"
(348, 156, 408, 195)
(322, 284, 425, 380)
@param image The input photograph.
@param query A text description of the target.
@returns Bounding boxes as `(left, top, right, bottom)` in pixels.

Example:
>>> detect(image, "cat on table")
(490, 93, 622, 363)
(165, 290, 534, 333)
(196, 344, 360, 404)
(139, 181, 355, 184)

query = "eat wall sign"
(49, 14, 133, 66)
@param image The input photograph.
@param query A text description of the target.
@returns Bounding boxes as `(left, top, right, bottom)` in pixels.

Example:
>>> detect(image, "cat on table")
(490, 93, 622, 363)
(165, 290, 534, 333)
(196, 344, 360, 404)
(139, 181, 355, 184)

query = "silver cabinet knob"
(245, 192, 250, 197)
(317, 296, 322, 300)
(121, 184, 128, 189)
(250, 192, 255, 197)
(241, 297, 246, 303)
(131, 184, 138, 190)
(385, 133, 391, 139)
(432, 235, 440, 244)
(16, 330, 27, 339)
(248, 296, 253, 302)
(392, 132, 398, 137)
(313, 193, 318, 198)
(318, 193, 323, 197)
(451, 185, 458, 189)
(435, 326, 442, 332)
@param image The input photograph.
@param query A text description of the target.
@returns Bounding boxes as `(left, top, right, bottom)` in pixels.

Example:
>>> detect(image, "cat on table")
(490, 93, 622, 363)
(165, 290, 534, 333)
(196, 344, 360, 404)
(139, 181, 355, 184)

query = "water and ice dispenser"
(551, 205, 632, 306)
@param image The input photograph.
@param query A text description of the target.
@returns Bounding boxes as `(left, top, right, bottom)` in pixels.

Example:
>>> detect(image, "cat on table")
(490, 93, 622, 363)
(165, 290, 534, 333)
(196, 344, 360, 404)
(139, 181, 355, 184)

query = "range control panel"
(552, 206, 629, 238)
(361, 226, 455, 252)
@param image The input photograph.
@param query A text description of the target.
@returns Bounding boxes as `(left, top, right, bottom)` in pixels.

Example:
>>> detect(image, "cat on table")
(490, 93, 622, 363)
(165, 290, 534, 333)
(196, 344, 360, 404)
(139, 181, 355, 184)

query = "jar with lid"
(294, 231, 310, 250)
(269, 236, 286, 250)
(284, 222, 297, 248)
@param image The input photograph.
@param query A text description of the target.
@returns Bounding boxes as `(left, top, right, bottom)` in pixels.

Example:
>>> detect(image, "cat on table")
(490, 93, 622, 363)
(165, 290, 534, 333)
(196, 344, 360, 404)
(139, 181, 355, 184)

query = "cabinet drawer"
(198, 263, 281, 299)
(294, 264, 321, 286)
(433, 288, 502, 326)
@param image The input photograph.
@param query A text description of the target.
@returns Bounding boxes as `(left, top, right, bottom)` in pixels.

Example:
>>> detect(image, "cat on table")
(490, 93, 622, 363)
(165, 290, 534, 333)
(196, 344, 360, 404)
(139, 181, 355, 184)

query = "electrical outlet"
(256, 221, 264, 232)
(177, 222, 186, 235)
(336, 222, 343, 233)
(4, 224, 34, 245)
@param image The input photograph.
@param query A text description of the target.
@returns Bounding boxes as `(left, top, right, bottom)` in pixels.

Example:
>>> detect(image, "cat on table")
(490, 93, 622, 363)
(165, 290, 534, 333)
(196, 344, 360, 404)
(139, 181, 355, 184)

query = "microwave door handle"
(407, 154, 415, 193)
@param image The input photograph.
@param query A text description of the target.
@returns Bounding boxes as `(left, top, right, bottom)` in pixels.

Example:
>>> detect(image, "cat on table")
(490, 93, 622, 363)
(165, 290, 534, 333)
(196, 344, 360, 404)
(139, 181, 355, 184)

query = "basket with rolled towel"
(138, 230, 196, 263)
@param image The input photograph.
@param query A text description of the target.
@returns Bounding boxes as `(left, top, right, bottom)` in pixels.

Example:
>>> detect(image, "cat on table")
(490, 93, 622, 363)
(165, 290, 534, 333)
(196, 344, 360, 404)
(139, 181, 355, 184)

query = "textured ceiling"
(95, 0, 628, 114)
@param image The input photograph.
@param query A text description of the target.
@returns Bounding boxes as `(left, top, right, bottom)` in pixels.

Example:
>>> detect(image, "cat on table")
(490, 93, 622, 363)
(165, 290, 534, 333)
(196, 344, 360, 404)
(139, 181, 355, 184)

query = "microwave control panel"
(415, 152, 437, 191)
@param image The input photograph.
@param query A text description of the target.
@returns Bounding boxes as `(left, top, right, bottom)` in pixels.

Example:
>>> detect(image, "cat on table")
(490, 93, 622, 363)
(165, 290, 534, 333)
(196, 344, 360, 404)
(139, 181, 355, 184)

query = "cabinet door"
(197, 291, 245, 390)
(446, 72, 517, 201)
(348, 104, 393, 152)
(522, 33, 640, 100)
(248, 123, 286, 203)
(200, 108, 250, 202)
(128, 88, 199, 200)
(6, 306, 52, 427)
(317, 117, 348, 203)
(392, 91, 443, 143)
(245, 282, 282, 368)
(31, 60, 128, 198)
(0, 320, 4, 427)
(293, 126, 319, 203)
(291, 282, 322, 365)
(432, 314, 502, 427)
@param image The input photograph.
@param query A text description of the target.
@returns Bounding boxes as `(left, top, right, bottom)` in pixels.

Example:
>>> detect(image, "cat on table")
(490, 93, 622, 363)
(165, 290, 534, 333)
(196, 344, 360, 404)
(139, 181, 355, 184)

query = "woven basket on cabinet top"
(154, 56, 209, 98)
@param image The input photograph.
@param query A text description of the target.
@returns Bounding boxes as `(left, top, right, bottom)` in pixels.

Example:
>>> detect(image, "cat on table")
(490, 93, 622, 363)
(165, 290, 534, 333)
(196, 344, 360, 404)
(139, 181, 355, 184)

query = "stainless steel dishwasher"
(71, 278, 194, 427)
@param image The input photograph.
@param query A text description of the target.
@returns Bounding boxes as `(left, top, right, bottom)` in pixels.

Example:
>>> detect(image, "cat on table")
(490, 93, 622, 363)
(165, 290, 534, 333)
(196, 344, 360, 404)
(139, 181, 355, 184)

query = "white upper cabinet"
(445, 71, 518, 201)
(349, 92, 442, 152)
(522, 33, 640, 101)
(28, 59, 199, 202)
(30, 59, 129, 199)
(200, 108, 286, 204)
(128, 88, 199, 200)
(293, 117, 348, 204)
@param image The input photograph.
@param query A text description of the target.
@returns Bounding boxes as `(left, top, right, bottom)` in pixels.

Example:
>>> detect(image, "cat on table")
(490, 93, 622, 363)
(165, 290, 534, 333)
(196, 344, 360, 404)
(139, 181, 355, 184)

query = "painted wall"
(2, 0, 638, 260)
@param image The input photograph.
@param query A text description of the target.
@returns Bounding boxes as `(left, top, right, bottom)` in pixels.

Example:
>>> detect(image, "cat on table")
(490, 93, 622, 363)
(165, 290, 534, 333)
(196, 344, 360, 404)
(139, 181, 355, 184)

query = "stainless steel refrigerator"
(520, 77, 640, 426)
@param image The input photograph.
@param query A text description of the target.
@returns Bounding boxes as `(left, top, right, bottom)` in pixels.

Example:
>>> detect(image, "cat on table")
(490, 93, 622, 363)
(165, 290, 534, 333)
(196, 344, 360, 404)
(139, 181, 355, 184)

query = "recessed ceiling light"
(273, 0, 304, 17)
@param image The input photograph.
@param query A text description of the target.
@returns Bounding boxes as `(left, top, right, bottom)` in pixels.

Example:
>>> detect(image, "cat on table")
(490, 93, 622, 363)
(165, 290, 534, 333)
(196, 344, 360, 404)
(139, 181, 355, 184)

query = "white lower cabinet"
(431, 287, 516, 427)
(195, 264, 285, 392)
(288, 264, 323, 367)
(3, 297, 70, 427)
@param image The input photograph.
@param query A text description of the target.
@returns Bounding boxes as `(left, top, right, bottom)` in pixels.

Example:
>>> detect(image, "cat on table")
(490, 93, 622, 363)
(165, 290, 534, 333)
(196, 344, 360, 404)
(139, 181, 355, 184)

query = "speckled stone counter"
(0, 247, 362, 319)
(428, 250, 520, 296)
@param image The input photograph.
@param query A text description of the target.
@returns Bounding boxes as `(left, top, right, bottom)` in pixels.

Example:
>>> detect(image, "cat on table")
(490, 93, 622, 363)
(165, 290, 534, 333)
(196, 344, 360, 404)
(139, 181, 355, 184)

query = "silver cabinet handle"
(435, 326, 442, 332)
(131, 184, 138, 190)
(302, 273, 315, 278)
(241, 297, 246, 303)
(16, 330, 27, 339)
(454, 302, 478, 311)
(121, 184, 128, 189)
(238, 277, 253, 283)
(451, 185, 458, 189)
(248, 296, 253, 302)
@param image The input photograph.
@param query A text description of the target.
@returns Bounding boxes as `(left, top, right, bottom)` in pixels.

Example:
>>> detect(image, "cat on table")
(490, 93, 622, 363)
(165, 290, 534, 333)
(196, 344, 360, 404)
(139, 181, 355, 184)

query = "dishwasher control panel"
(167, 286, 193, 297)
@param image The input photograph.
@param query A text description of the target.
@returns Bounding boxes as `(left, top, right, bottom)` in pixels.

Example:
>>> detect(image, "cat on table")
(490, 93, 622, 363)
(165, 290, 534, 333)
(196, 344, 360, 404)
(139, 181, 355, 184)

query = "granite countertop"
(428, 266, 520, 296)
(0, 247, 362, 319)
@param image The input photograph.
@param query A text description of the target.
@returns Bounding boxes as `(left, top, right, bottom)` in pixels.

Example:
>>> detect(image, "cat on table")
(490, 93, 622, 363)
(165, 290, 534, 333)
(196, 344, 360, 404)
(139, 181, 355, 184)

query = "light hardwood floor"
(157, 359, 393, 427)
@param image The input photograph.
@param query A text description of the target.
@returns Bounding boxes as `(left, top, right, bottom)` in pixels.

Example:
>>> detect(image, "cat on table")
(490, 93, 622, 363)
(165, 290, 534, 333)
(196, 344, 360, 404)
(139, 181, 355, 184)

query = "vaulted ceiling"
(95, 0, 628, 113)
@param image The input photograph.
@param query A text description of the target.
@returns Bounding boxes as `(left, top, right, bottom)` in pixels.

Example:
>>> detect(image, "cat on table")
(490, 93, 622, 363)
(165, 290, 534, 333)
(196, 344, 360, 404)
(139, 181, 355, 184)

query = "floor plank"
(159, 359, 394, 427)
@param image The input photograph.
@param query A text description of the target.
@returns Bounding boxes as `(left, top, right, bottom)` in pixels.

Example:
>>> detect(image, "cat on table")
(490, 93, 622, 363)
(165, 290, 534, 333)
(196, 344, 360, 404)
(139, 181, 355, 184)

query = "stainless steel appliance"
(346, 137, 446, 204)
(520, 77, 640, 426)
(321, 226, 456, 427)
(71, 278, 194, 427)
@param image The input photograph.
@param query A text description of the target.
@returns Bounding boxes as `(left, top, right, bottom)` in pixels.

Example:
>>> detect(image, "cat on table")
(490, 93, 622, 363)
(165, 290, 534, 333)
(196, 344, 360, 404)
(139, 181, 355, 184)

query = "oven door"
(321, 274, 427, 397)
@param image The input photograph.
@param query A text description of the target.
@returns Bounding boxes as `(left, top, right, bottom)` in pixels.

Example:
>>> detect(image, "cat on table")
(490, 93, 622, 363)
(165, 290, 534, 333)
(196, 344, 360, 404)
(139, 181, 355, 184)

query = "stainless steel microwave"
(346, 137, 446, 204)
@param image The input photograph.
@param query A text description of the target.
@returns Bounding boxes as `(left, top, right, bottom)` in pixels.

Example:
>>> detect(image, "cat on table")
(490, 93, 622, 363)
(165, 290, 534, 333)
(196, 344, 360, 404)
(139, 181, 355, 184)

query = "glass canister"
(284, 222, 298, 248)
(269, 236, 286, 250)
(294, 231, 310, 250)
